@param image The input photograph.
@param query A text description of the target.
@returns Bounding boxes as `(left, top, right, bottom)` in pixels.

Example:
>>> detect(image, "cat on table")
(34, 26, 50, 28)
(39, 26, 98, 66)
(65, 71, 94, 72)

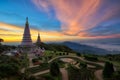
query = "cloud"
(87, 22, 120, 37)
(32, 0, 51, 12)
(32, 0, 120, 38)
(0, 22, 65, 42)
(1, 0, 120, 43)
(87, 34, 120, 39)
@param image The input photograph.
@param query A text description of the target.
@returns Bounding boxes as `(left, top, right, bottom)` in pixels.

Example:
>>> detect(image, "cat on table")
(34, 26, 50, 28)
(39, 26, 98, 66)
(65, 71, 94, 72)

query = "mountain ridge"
(62, 41, 111, 55)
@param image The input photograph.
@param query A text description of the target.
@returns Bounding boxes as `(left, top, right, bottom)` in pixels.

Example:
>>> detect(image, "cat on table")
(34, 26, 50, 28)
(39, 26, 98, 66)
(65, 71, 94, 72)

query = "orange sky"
(0, 22, 85, 43)
(0, 0, 120, 44)
(0, 22, 120, 43)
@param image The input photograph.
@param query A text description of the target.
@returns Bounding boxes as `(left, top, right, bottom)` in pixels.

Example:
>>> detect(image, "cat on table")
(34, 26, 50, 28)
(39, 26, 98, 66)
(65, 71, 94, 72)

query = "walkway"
(33, 70, 49, 76)
(22, 55, 106, 80)
(94, 70, 103, 80)
(48, 56, 105, 67)
(60, 68, 68, 80)
(48, 56, 104, 80)
(33, 68, 68, 80)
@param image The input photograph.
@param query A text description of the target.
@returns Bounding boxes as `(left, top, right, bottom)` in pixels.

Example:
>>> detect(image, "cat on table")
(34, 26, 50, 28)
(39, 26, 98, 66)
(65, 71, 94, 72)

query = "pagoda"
(36, 32, 41, 44)
(21, 17, 33, 47)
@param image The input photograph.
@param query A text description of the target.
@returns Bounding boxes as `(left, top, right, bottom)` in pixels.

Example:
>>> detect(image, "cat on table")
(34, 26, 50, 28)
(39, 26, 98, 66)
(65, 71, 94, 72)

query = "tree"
(0, 55, 20, 79)
(79, 62, 94, 80)
(84, 55, 98, 61)
(0, 63, 19, 78)
(0, 38, 4, 44)
(80, 68, 94, 80)
(103, 62, 114, 78)
(68, 64, 94, 80)
(50, 62, 60, 76)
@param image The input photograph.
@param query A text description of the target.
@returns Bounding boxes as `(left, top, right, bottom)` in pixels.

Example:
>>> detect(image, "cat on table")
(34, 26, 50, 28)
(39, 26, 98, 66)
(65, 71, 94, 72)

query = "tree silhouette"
(103, 62, 114, 78)
(50, 62, 60, 76)
(0, 38, 4, 44)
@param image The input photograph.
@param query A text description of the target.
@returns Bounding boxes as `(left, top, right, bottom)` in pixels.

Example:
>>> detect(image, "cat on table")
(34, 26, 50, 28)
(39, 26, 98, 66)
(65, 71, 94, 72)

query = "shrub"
(79, 62, 87, 68)
(76, 53, 81, 56)
(66, 52, 69, 55)
(59, 53, 62, 55)
(32, 58, 39, 63)
(84, 55, 98, 61)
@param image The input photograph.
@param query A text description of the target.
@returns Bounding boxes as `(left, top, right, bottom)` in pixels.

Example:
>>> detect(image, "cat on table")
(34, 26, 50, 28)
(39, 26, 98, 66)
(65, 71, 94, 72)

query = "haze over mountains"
(3, 37, 120, 55)
(81, 43, 120, 51)
(63, 41, 120, 55)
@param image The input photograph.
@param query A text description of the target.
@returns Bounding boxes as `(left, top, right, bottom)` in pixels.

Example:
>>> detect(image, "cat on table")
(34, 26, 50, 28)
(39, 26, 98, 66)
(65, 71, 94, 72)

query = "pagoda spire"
(26, 17, 28, 25)
(21, 17, 33, 47)
(36, 32, 41, 44)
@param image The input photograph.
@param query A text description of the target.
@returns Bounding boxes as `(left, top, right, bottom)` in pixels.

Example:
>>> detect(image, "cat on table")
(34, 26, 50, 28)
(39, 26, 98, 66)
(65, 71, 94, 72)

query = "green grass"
(44, 50, 62, 56)
(44, 50, 54, 56)
(27, 63, 49, 74)
(43, 50, 76, 63)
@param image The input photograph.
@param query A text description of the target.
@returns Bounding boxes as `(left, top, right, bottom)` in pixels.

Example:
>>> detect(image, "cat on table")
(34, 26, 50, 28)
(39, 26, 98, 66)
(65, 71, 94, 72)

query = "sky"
(0, 0, 120, 44)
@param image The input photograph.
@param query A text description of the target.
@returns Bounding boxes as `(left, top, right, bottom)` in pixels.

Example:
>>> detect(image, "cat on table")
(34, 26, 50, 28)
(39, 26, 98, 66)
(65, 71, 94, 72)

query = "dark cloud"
(88, 22, 120, 36)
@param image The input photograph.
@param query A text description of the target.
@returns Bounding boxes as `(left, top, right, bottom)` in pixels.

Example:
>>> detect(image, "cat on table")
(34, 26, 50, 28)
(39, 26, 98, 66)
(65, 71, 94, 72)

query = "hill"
(36, 42, 74, 53)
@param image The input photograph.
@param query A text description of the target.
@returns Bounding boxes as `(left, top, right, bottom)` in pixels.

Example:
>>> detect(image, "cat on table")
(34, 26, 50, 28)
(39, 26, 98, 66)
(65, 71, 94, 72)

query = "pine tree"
(50, 62, 60, 76)
(103, 62, 114, 78)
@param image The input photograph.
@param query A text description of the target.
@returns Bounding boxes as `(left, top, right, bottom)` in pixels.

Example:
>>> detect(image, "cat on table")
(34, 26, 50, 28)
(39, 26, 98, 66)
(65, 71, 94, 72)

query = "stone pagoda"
(36, 32, 41, 44)
(21, 17, 33, 47)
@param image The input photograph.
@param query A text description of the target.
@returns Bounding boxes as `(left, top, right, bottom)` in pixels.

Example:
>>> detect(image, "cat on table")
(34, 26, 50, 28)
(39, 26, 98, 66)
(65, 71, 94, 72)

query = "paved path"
(33, 68, 68, 80)
(48, 56, 105, 67)
(20, 53, 39, 73)
(21, 68, 25, 73)
(22, 55, 105, 80)
(33, 70, 49, 76)
(94, 70, 103, 80)
(48, 56, 105, 80)
(60, 68, 68, 80)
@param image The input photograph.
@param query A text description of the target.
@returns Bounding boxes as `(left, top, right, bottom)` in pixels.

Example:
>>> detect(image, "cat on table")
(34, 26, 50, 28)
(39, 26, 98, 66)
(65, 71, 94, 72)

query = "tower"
(36, 32, 41, 44)
(21, 17, 33, 46)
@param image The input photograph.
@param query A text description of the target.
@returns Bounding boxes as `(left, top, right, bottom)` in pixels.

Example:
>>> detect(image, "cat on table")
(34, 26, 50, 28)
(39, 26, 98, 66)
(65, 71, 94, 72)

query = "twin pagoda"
(21, 17, 41, 47)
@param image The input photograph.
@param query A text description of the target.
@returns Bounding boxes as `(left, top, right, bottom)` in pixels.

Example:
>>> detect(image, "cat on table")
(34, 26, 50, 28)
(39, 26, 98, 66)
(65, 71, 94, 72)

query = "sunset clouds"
(0, 22, 76, 42)
(0, 0, 120, 43)
(32, 0, 120, 37)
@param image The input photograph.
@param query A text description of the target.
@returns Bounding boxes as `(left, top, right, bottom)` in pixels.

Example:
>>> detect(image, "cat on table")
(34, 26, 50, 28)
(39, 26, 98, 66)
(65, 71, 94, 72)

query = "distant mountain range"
(62, 41, 120, 55)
